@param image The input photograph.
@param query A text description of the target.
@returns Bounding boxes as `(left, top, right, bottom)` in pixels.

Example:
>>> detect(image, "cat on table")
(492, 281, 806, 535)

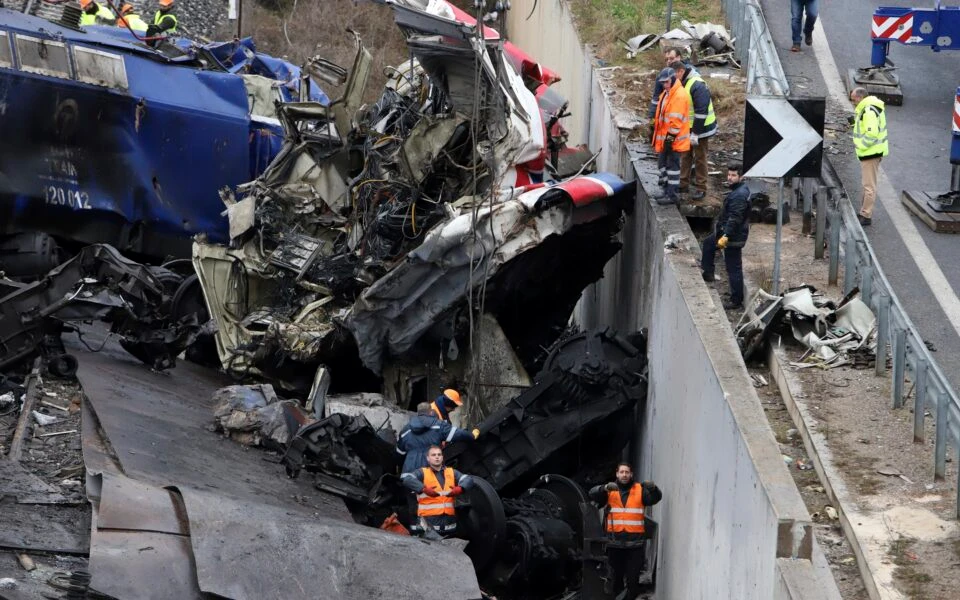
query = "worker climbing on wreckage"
(148, 0, 178, 35)
(79, 0, 116, 26)
(590, 463, 662, 600)
(401, 445, 474, 538)
(430, 388, 463, 422)
(396, 402, 479, 474)
(117, 3, 149, 33)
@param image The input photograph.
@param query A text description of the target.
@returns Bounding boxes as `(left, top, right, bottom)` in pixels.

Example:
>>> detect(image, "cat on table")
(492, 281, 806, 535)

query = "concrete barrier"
(508, 1, 842, 597)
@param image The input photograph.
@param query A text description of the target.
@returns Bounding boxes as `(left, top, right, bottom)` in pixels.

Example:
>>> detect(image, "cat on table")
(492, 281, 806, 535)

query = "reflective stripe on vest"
(606, 483, 645, 534)
(431, 401, 446, 422)
(153, 10, 178, 32)
(684, 75, 716, 127)
(417, 467, 456, 517)
(853, 100, 889, 158)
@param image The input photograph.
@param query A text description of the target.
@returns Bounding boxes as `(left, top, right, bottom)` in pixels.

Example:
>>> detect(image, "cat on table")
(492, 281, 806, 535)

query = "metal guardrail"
(722, 0, 789, 96)
(721, 0, 960, 518)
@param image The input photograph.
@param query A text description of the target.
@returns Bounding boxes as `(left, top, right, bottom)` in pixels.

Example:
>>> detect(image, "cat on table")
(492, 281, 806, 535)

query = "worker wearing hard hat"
(429, 388, 463, 422)
(396, 402, 479, 474)
(117, 4, 149, 33)
(149, 0, 178, 34)
(79, 0, 116, 26)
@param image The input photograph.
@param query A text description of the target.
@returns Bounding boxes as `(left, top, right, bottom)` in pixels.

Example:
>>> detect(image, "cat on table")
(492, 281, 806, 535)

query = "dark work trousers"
(701, 231, 745, 305)
(680, 136, 710, 193)
(657, 147, 682, 199)
(608, 546, 644, 599)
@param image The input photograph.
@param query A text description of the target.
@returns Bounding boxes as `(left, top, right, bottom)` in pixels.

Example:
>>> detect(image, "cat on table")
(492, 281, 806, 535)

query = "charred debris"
(1, 1, 649, 598)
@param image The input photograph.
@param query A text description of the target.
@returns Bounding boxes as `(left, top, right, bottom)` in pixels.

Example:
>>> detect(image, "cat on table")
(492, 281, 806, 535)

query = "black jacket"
(717, 181, 751, 247)
(589, 480, 663, 544)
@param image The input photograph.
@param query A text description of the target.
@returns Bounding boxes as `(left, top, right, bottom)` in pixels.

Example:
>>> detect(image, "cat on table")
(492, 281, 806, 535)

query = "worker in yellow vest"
(79, 0, 116, 27)
(117, 4, 149, 33)
(590, 463, 662, 599)
(401, 445, 474, 538)
(149, 0, 178, 35)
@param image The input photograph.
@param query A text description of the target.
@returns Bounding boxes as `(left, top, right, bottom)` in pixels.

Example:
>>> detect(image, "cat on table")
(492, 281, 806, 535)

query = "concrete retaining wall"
(508, 2, 840, 598)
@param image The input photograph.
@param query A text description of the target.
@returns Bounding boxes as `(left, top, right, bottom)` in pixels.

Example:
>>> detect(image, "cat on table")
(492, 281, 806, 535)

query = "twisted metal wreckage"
(1, 1, 656, 598)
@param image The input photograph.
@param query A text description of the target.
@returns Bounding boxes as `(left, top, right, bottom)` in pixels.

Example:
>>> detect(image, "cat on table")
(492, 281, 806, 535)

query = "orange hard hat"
(79, 0, 93, 8)
(442, 389, 462, 406)
(120, 3, 134, 14)
(159, 0, 175, 7)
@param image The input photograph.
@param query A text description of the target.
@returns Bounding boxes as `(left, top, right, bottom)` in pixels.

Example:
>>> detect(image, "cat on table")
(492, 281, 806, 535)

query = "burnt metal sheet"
(96, 473, 187, 536)
(176, 485, 484, 600)
(0, 500, 89, 554)
(69, 327, 350, 521)
(88, 529, 203, 600)
(0, 461, 69, 504)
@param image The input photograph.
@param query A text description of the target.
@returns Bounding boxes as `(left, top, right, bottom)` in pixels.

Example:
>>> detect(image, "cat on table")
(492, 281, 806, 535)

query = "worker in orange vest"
(429, 388, 463, 422)
(590, 463, 662, 599)
(651, 63, 692, 206)
(401, 445, 474, 538)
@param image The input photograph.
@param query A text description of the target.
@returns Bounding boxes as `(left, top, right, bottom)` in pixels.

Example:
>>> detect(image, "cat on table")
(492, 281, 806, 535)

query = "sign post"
(743, 96, 825, 295)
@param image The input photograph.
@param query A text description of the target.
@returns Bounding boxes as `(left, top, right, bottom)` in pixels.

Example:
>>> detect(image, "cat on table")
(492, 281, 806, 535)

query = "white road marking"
(811, 24, 960, 338)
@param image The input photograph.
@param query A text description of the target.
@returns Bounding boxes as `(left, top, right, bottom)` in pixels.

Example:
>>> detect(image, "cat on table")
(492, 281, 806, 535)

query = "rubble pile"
(193, 0, 633, 401)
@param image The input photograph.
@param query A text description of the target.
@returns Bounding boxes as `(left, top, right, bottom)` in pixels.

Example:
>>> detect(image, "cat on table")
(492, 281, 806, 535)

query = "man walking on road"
(652, 64, 691, 206)
(675, 62, 717, 200)
(700, 163, 751, 310)
(791, 0, 819, 52)
(589, 463, 662, 600)
(849, 87, 888, 227)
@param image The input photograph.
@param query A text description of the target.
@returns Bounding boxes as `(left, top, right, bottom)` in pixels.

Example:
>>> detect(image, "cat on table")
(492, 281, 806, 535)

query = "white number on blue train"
(44, 185, 91, 209)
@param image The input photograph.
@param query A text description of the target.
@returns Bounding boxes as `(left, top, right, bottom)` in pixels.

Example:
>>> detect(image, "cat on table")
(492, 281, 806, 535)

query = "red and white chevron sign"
(872, 13, 914, 41)
(953, 94, 960, 134)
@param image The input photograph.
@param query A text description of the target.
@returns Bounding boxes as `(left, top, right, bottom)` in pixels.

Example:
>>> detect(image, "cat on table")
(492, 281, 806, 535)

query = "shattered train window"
(15, 35, 71, 79)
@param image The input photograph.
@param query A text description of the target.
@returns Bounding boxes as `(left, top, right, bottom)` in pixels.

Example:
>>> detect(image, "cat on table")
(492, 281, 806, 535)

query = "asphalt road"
(760, 0, 960, 392)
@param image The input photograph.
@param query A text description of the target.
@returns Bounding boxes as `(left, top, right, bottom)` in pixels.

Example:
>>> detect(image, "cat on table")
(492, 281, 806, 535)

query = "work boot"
(702, 271, 715, 283)
(791, 44, 801, 52)
(722, 298, 743, 311)
(653, 191, 677, 205)
(805, 32, 813, 46)
(689, 190, 706, 200)
(858, 214, 872, 227)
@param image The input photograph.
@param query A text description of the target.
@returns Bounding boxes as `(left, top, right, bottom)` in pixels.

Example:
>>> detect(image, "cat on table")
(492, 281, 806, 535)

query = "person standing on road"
(589, 463, 662, 600)
(675, 62, 717, 200)
(849, 87, 888, 227)
(401, 445, 475, 538)
(700, 163, 751, 310)
(791, 0, 819, 52)
(652, 64, 691, 206)
(396, 403, 478, 474)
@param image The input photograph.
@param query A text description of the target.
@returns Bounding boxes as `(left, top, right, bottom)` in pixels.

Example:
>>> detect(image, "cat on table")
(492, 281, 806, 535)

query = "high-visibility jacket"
(118, 13, 149, 32)
(606, 483, 646, 535)
(79, 4, 115, 26)
(653, 79, 691, 154)
(417, 467, 456, 518)
(853, 96, 888, 161)
(684, 74, 717, 138)
(153, 10, 178, 32)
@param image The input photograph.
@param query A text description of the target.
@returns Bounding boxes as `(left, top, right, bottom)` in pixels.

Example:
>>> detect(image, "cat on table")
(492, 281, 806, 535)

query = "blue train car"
(0, 8, 326, 275)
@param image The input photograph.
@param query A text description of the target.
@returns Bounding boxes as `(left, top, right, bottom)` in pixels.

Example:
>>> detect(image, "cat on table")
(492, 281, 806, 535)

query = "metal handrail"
(721, 0, 960, 516)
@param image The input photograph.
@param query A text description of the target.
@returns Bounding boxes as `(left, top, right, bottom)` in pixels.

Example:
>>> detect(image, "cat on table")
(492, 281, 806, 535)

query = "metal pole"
(935, 389, 948, 480)
(875, 294, 890, 376)
(892, 328, 907, 409)
(914, 360, 928, 443)
(843, 234, 857, 296)
(773, 178, 783, 295)
(861, 264, 874, 306)
(815, 185, 826, 259)
(802, 179, 813, 234)
(666, 0, 673, 31)
(828, 209, 840, 284)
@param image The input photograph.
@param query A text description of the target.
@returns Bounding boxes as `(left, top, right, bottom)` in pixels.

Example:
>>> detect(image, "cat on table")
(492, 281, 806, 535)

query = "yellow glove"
(717, 235, 728, 249)
(472, 428, 480, 440)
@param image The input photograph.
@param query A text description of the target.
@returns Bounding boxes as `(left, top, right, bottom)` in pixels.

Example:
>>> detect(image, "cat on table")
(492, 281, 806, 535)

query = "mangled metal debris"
(193, 0, 633, 399)
(211, 383, 309, 449)
(735, 285, 877, 368)
(0, 244, 197, 374)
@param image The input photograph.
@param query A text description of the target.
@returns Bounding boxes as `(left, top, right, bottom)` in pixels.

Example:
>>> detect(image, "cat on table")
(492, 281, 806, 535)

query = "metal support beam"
(773, 178, 784, 295)
(802, 179, 813, 234)
(843, 234, 857, 296)
(861, 265, 874, 307)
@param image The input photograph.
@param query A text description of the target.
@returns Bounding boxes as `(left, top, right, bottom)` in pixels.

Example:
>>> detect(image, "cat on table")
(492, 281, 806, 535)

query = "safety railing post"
(875, 294, 890, 376)
(843, 234, 857, 296)
(828, 210, 840, 284)
(815, 185, 826, 259)
(935, 389, 948, 480)
(892, 328, 907, 409)
(802, 179, 813, 234)
(861, 265, 874, 307)
(914, 360, 928, 443)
